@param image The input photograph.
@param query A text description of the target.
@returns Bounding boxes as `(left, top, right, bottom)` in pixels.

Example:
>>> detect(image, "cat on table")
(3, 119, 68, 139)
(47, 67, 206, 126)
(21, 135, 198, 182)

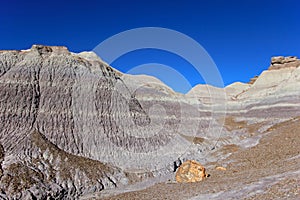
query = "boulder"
(175, 160, 208, 183)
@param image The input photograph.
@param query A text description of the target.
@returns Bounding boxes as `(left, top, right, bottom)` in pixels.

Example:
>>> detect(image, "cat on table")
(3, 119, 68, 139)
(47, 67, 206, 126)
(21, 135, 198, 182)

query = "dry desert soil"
(95, 117, 300, 200)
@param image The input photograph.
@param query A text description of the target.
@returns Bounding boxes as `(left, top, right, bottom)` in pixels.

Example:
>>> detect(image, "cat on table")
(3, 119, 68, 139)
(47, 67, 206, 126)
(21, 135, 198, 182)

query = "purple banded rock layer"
(0, 46, 299, 199)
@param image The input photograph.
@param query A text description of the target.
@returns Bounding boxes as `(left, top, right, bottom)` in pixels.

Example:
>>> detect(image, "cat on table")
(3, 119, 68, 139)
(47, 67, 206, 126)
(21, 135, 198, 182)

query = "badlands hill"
(0, 45, 299, 199)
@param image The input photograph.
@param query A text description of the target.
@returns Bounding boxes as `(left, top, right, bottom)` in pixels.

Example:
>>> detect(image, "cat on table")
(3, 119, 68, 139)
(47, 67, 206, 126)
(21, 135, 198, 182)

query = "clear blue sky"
(1, 0, 299, 93)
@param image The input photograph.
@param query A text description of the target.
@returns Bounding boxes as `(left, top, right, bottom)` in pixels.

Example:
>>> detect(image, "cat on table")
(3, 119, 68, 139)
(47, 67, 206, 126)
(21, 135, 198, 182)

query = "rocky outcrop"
(248, 75, 258, 84)
(271, 56, 297, 64)
(269, 56, 300, 70)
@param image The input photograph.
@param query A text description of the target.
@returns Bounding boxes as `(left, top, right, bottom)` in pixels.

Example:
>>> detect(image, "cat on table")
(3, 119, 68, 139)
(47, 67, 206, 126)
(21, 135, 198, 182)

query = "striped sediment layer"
(0, 46, 299, 199)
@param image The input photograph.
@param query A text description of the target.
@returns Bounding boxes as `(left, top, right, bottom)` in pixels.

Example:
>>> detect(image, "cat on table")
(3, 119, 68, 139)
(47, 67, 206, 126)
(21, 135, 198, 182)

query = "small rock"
(215, 166, 227, 171)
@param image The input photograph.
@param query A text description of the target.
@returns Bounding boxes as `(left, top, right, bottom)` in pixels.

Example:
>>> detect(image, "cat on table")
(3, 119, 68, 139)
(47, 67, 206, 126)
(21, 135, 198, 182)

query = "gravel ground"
(93, 117, 300, 200)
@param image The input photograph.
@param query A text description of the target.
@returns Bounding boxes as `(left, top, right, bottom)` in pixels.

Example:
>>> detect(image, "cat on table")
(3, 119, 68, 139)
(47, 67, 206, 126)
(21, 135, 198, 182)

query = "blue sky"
(1, 0, 299, 93)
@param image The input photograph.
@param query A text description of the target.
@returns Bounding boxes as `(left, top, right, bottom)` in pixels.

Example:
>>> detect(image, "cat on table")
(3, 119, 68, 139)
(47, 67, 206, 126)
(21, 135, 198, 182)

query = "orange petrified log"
(175, 160, 208, 183)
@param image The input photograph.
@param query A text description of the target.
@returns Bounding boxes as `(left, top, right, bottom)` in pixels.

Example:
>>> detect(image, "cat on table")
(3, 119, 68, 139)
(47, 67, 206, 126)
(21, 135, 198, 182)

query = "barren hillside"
(0, 46, 299, 199)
